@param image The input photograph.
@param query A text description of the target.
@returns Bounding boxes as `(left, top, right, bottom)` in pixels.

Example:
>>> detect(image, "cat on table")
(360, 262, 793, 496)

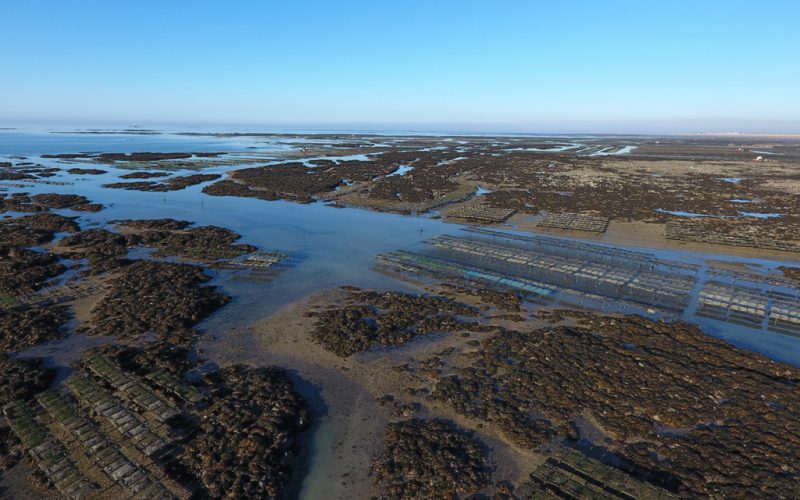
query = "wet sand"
(199, 287, 548, 498)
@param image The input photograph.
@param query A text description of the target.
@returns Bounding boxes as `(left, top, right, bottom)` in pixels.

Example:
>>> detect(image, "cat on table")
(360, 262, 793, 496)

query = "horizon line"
(2, 122, 800, 139)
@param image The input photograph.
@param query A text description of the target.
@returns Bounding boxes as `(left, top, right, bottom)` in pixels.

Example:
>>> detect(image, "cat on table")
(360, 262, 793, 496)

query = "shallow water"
(386, 164, 413, 177)
(655, 209, 716, 218)
(1, 130, 467, 334)
(738, 211, 783, 219)
(0, 129, 281, 156)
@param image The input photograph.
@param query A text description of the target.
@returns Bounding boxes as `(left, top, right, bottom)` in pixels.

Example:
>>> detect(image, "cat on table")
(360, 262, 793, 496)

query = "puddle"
(386, 165, 413, 177)
(738, 211, 783, 219)
(656, 209, 716, 218)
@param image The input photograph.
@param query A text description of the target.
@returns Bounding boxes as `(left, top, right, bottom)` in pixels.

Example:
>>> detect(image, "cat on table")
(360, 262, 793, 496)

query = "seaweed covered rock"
(82, 260, 228, 341)
(0, 354, 56, 406)
(66, 168, 107, 175)
(180, 365, 310, 499)
(0, 214, 73, 304)
(103, 173, 221, 192)
(442, 284, 523, 312)
(0, 355, 57, 471)
(0, 213, 79, 245)
(1, 192, 102, 213)
(1, 193, 45, 213)
(0, 245, 66, 295)
(132, 224, 257, 259)
(0, 222, 57, 247)
(57, 228, 133, 273)
(201, 179, 275, 200)
(0, 165, 36, 181)
(58, 221, 255, 271)
(220, 162, 345, 203)
(111, 342, 197, 377)
(115, 218, 193, 231)
(0, 305, 69, 352)
(430, 315, 800, 497)
(119, 171, 170, 179)
(373, 418, 490, 499)
(30, 193, 102, 212)
(309, 288, 478, 356)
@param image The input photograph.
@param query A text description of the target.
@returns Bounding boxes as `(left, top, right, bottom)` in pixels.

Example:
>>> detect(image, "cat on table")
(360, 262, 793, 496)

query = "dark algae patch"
(0, 356, 56, 406)
(57, 228, 132, 273)
(118, 171, 170, 179)
(178, 365, 310, 498)
(103, 173, 221, 192)
(57, 219, 256, 272)
(114, 218, 192, 230)
(0, 214, 74, 298)
(372, 418, 490, 499)
(1, 192, 102, 213)
(31, 193, 103, 212)
(81, 260, 229, 341)
(308, 288, 478, 356)
(66, 168, 107, 175)
(120, 220, 257, 260)
(781, 266, 800, 282)
(0, 305, 69, 352)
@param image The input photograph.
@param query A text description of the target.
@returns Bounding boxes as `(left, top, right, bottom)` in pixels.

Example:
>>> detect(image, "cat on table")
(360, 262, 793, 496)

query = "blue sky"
(2, 1, 798, 133)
